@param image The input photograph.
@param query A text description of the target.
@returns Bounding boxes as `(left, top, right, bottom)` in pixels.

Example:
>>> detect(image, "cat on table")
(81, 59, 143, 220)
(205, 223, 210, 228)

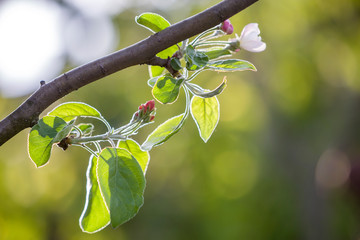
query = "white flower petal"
(238, 23, 266, 52)
(240, 40, 266, 52)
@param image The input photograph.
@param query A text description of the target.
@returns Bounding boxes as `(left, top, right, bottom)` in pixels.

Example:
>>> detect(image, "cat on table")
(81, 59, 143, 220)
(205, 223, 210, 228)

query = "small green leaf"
(190, 96, 220, 143)
(202, 48, 232, 60)
(80, 155, 110, 233)
(135, 12, 170, 33)
(48, 102, 102, 121)
(97, 148, 145, 228)
(147, 76, 159, 88)
(206, 59, 256, 72)
(28, 116, 73, 167)
(149, 66, 164, 78)
(77, 124, 94, 136)
(185, 77, 227, 98)
(142, 113, 185, 151)
(152, 76, 184, 104)
(185, 45, 209, 70)
(170, 58, 182, 71)
(117, 139, 150, 174)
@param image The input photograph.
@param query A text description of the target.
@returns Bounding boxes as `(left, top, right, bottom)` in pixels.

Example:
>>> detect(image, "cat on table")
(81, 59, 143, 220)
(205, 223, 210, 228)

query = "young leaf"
(206, 59, 256, 72)
(147, 76, 159, 88)
(185, 77, 227, 98)
(117, 139, 150, 174)
(149, 65, 164, 78)
(152, 76, 184, 104)
(170, 58, 182, 71)
(142, 113, 185, 151)
(77, 124, 94, 136)
(48, 102, 102, 121)
(201, 48, 232, 60)
(135, 12, 170, 33)
(185, 45, 209, 70)
(80, 155, 110, 233)
(97, 148, 145, 229)
(190, 96, 220, 143)
(28, 116, 73, 167)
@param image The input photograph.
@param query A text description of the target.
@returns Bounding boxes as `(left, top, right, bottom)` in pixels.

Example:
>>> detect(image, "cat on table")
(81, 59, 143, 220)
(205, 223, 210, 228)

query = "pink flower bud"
(221, 19, 234, 35)
(139, 104, 147, 114)
(149, 115, 155, 121)
(145, 100, 155, 112)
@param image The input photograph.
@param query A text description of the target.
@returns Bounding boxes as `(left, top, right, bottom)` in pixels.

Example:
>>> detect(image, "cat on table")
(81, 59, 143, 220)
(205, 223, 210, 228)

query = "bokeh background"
(0, 0, 360, 239)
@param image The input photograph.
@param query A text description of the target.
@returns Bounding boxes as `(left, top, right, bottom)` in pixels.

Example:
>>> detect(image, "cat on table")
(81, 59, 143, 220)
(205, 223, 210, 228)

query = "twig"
(0, 0, 258, 146)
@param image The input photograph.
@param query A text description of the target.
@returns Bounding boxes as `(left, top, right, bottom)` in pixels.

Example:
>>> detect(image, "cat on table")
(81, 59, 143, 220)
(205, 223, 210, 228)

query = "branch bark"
(0, 0, 258, 146)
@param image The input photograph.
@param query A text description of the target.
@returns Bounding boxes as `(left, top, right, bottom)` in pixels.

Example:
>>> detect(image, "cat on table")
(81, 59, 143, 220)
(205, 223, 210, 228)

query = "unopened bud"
(145, 100, 155, 112)
(220, 19, 234, 35)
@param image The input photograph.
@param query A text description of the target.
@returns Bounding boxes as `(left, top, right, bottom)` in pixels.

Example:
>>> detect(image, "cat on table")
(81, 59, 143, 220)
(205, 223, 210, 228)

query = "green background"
(1, 0, 360, 239)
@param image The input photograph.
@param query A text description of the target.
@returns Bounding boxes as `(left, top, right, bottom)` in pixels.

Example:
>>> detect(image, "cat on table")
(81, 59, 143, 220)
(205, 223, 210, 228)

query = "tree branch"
(0, 0, 258, 146)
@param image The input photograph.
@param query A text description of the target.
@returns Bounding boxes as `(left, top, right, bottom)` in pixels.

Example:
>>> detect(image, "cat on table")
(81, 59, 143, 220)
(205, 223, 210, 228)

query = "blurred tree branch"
(0, 0, 258, 146)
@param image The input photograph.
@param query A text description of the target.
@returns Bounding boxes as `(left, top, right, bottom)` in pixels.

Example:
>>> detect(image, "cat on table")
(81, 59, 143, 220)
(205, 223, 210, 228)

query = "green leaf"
(149, 65, 164, 78)
(48, 102, 102, 121)
(185, 77, 227, 98)
(152, 76, 184, 104)
(77, 124, 94, 136)
(185, 45, 209, 71)
(147, 76, 159, 88)
(135, 12, 170, 33)
(170, 58, 182, 71)
(80, 155, 110, 233)
(202, 48, 232, 60)
(206, 59, 256, 72)
(97, 148, 145, 228)
(28, 116, 73, 167)
(142, 113, 185, 151)
(190, 96, 220, 143)
(117, 139, 150, 174)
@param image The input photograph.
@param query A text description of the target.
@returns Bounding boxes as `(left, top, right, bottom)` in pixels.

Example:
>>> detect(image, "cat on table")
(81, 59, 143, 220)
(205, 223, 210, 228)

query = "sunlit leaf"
(152, 76, 184, 104)
(147, 76, 159, 87)
(28, 116, 73, 167)
(97, 148, 145, 228)
(118, 139, 150, 174)
(206, 59, 256, 72)
(142, 113, 185, 151)
(186, 77, 227, 98)
(48, 102, 102, 121)
(201, 48, 232, 60)
(80, 155, 110, 233)
(190, 96, 220, 142)
(135, 12, 170, 33)
(149, 65, 164, 78)
(77, 124, 94, 136)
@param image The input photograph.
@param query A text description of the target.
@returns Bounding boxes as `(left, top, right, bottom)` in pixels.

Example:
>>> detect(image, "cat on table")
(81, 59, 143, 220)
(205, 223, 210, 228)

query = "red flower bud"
(149, 115, 155, 121)
(145, 100, 155, 112)
(221, 19, 234, 35)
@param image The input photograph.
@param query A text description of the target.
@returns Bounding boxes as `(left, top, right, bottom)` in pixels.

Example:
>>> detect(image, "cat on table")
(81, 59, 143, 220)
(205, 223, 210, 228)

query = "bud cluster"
(132, 100, 156, 123)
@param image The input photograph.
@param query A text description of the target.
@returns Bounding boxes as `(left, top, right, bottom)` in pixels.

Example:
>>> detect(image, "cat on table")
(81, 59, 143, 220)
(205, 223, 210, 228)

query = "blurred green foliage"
(1, 0, 360, 239)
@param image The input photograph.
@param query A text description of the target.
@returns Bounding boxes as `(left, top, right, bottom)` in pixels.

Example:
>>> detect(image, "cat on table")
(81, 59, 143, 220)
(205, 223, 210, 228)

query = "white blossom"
(237, 23, 266, 52)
